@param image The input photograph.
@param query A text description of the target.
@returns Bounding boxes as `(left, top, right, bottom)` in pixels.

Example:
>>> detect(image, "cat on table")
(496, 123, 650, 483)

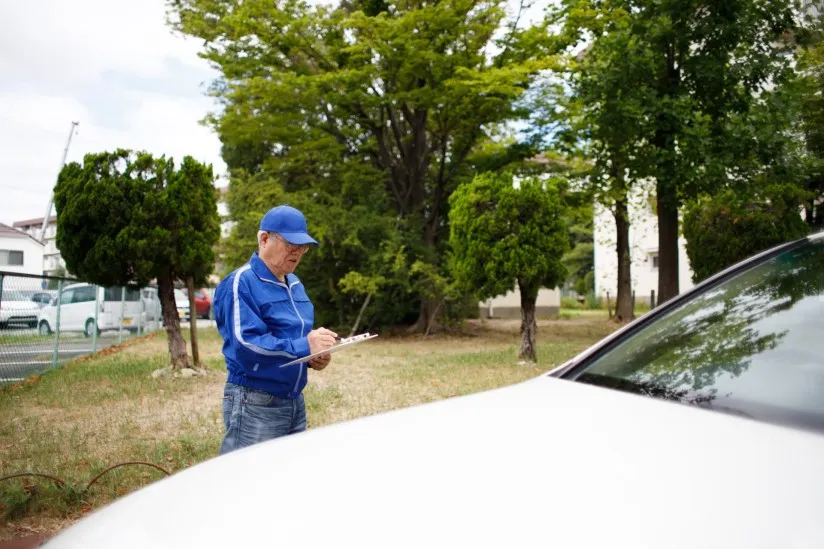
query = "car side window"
(73, 286, 96, 303)
(59, 289, 75, 304)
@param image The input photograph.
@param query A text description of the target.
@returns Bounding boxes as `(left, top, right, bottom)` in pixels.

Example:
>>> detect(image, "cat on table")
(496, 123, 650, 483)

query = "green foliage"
(448, 172, 569, 302)
(0, 479, 85, 521)
(790, 19, 824, 228)
(169, 0, 553, 329)
(574, 270, 594, 296)
(54, 150, 220, 287)
(683, 189, 810, 283)
(541, 0, 799, 299)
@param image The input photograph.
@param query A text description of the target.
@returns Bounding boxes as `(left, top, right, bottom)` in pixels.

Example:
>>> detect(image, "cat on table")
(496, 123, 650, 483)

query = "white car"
(140, 287, 162, 323)
(37, 283, 145, 337)
(174, 289, 190, 321)
(0, 290, 41, 328)
(44, 233, 824, 548)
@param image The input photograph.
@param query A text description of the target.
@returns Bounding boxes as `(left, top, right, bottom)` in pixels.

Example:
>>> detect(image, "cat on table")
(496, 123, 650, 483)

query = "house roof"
(12, 216, 56, 229)
(0, 222, 44, 245)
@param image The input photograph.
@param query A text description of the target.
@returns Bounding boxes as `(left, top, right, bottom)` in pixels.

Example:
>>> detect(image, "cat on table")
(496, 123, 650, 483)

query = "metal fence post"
(138, 293, 144, 337)
(92, 284, 100, 353)
(52, 279, 64, 369)
(118, 286, 125, 344)
(0, 273, 4, 313)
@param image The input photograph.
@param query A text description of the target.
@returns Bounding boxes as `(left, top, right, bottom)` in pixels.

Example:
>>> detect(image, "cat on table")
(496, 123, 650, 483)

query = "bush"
(561, 296, 583, 309)
(683, 189, 810, 283)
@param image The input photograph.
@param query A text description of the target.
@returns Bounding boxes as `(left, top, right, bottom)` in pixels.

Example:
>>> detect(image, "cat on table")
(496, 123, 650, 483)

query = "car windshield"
(567, 237, 824, 432)
(1, 290, 30, 302)
(174, 290, 187, 301)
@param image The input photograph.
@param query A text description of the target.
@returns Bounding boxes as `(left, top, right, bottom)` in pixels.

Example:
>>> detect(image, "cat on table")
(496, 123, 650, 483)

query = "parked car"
(37, 284, 144, 337)
(0, 290, 40, 328)
(140, 287, 162, 323)
(183, 287, 212, 319)
(18, 289, 56, 308)
(43, 233, 824, 548)
(174, 289, 190, 321)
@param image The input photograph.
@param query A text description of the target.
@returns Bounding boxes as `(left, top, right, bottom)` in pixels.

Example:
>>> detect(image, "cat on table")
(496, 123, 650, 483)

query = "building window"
(650, 252, 659, 270)
(0, 250, 24, 266)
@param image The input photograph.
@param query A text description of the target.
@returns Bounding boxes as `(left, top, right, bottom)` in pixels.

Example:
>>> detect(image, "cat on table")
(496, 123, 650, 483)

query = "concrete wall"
(478, 286, 561, 319)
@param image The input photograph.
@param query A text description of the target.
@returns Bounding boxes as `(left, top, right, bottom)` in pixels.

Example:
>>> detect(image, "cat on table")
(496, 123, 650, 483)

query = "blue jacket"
(213, 253, 314, 398)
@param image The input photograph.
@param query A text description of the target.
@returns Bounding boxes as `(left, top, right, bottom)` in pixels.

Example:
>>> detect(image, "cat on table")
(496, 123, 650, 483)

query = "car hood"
(0, 300, 40, 312)
(45, 376, 824, 549)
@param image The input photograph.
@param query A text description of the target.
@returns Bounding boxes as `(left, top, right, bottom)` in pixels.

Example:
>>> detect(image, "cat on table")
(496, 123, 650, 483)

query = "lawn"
(0, 317, 618, 541)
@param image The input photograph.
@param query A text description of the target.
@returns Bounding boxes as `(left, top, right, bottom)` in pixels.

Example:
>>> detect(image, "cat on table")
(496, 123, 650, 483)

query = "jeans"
(219, 382, 307, 455)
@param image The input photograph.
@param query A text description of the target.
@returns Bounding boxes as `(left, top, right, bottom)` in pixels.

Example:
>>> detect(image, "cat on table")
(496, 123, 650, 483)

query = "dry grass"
(0, 317, 618, 540)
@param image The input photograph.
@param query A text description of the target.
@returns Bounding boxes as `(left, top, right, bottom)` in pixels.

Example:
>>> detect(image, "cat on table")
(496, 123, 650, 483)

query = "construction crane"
(40, 121, 80, 243)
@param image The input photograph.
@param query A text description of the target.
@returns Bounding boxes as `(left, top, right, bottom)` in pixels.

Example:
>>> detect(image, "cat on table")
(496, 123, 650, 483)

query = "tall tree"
(54, 151, 220, 370)
(529, 19, 651, 322)
(551, 0, 797, 305)
(168, 0, 551, 330)
(449, 172, 568, 362)
(794, 19, 824, 227)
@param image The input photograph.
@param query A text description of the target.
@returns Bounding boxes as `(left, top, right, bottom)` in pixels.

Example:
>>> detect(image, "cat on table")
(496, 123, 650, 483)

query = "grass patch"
(0, 318, 617, 539)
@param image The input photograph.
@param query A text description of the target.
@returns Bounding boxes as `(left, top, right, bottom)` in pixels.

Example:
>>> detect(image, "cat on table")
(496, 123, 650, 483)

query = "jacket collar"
(249, 252, 288, 287)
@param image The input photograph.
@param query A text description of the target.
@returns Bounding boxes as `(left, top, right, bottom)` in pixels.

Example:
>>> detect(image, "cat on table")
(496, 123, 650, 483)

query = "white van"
(37, 283, 146, 337)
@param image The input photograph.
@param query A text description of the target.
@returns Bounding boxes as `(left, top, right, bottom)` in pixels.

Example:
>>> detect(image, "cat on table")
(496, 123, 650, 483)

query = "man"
(213, 204, 337, 455)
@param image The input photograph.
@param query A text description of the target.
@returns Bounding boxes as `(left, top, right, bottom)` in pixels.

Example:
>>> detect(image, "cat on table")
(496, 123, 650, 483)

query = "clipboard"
(279, 332, 379, 367)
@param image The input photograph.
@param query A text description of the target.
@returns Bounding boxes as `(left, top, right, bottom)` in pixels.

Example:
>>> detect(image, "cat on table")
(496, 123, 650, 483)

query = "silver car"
(45, 233, 824, 548)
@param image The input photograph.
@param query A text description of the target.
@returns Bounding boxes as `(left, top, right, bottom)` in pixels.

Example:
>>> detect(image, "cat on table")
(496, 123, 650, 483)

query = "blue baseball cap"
(259, 205, 319, 246)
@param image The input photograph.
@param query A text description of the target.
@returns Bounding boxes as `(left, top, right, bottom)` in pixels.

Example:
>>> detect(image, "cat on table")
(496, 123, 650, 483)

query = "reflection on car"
(555, 233, 824, 432)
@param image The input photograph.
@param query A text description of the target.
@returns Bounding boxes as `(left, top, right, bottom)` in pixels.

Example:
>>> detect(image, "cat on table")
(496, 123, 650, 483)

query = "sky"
(0, 0, 226, 227)
(0, 0, 548, 228)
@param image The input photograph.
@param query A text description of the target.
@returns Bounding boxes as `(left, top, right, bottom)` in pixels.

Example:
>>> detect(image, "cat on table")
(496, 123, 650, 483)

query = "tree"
(682, 188, 809, 283)
(530, 13, 651, 323)
(550, 0, 797, 306)
(54, 150, 220, 370)
(449, 172, 568, 362)
(792, 19, 824, 228)
(168, 0, 552, 331)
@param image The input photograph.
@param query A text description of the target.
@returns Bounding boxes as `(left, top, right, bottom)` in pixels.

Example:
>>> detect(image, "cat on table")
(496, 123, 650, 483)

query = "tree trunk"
(158, 271, 190, 370)
(409, 297, 438, 334)
(186, 275, 202, 370)
(614, 197, 634, 323)
(657, 180, 680, 305)
(518, 283, 538, 363)
(349, 292, 372, 337)
(425, 298, 446, 337)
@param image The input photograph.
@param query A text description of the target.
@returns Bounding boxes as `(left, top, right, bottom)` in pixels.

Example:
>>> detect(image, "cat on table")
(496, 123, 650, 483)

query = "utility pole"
(40, 121, 80, 243)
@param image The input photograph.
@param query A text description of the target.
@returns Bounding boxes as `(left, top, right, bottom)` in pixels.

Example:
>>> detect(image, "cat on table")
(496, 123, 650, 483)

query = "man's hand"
(308, 327, 337, 355)
(309, 354, 332, 371)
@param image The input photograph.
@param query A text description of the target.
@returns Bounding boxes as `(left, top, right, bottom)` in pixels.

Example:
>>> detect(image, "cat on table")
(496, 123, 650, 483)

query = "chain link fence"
(0, 271, 165, 385)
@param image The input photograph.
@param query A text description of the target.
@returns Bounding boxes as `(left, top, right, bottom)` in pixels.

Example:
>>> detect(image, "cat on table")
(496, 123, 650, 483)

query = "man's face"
(259, 232, 309, 276)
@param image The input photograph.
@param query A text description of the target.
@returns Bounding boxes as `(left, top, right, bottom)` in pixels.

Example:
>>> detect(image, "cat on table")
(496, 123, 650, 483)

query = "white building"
(479, 287, 561, 319)
(593, 183, 694, 305)
(217, 186, 234, 239)
(0, 223, 45, 276)
(12, 216, 66, 276)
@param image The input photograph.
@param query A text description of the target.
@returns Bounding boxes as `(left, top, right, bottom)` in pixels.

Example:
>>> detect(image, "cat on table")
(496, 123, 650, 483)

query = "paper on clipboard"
(279, 332, 379, 367)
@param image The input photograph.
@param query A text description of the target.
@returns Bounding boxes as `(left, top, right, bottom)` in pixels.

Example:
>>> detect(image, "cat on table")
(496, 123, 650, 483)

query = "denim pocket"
(244, 388, 277, 407)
